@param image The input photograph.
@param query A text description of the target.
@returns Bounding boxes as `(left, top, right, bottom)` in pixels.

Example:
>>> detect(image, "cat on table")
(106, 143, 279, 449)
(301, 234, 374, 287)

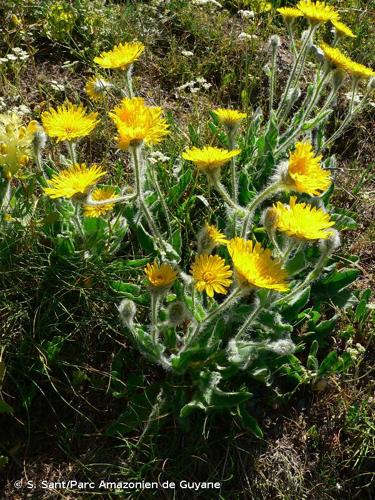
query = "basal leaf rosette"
(190, 254, 233, 298)
(109, 97, 169, 150)
(94, 41, 145, 70)
(227, 238, 289, 293)
(279, 142, 331, 196)
(269, 196, 335, 241)
(44, 163, 106, 200)
(41, 102, 99, 142)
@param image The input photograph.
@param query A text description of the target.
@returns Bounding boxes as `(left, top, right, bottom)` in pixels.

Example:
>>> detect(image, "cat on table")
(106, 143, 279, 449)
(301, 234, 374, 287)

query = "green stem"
(241, 181, 281, 239)
(130, 145, 168, 254)
(269, 46, 277, 117)
(235, 297, 264, 340)
(276, 25, 316, 120)
(151, 293, 160, 342)
(183, 287, 243, 351)
(1, 179, 12, 212)
(215, 181, 243, 212)
(149, 164, 173, 240)
(66, 141, 77, 163)
(125, 66, 134, 98)
(73, 202, 85, 241)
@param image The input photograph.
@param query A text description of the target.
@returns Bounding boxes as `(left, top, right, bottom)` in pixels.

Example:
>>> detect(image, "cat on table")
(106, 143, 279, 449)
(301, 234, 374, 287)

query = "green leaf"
(171, 346, 216, 374)
(281, 287, 310, 321)
(318, 351, 338, 376)
(0, 398, 13, 414)
(208, 388, 252, 409)
(111, 281, 140, 296)
(135, 223, 154, 253)
(237, 405, 263, 438)
(354, 289, 372, 323)
(167, 169, 192, 205)
(180, 399, 206, 418)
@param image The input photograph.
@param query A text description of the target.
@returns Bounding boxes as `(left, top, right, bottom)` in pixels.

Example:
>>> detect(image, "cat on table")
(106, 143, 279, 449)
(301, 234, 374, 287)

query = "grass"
(0, 0, 374, 498)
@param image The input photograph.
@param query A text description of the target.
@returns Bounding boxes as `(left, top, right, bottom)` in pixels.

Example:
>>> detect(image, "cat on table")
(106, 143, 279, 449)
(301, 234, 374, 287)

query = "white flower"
(196, 77, 207, 84)
(202, 82, 212, 90)
(238, 32, 258, 41)
(6, 54, 18, 61)
(181, 50, 194, 57)
(192, 0, 222, 7)
(0, 57, 8, 63)
(238, 9, 255, 19)
(148, 151, 170, 164)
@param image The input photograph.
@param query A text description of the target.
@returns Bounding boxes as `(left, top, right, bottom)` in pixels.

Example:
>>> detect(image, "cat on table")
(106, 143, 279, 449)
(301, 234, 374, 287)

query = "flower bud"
(267, 338, 295, 356)
(310, 44, 325, 63)
(262, 206, 278, 234)
(269, 34, 281, 50)
(118, 299, 137, 327)
(319, 228, 341, 253)
(167, 301, 190, 325)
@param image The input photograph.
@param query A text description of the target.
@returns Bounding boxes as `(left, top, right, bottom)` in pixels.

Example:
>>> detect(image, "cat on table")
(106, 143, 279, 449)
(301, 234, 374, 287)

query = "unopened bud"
(262, 206, 278, 234)
(267, 338, 295, 356)
(119, 299, 137, 327)
(167, 301, 190, 325)
(269, 35, 281, 50)
(310, 44, 325, 63)
(319, 228, 341, 253)
(285, 86, 301, 104)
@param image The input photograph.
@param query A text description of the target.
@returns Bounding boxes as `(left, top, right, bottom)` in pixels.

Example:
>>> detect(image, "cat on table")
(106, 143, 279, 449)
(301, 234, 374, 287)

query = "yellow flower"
(44, 163, 106, 199)
(331, 20, 356, 38)
(285, 142, 331, 196)
(205, 223, 228, 246)
(83, 187, 118, 218)
(182, 146, 240, 171)
(85, 76, 111, 102)
(0, 113, 35, 178)
(190, 254, 232, 298)
(277, 7, 303, 22)
(320, 43, 375, 80)
(144, 261, 177, 290)
(94, 41, 144, 70)
(109, 97, 169, 150)
(213, 108, 247, 128)
(227, 237, 289, 292)
(296, 0, 339, 25)
(270, 196, 335, 240)
(42, 102, 99, 142)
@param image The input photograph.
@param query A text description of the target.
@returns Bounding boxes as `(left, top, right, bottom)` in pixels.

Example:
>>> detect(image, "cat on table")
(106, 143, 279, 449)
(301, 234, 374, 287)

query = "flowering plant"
(1, 2, 373, 436)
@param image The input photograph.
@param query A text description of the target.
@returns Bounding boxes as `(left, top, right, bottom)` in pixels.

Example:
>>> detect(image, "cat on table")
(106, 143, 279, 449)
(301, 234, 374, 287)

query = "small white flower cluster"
(9, 104, 32, 116)
(0, 47, 30, 65)
(346, 339, 366, 361)
(148, 151, 170, 165)
(176, 77, 212, 95)
(181, 50, 194, 57)
(49, 80, 66, 92)
(192, 0, 222, 7)
(238, 10, 255, 19)
(238, 32, 258, 41)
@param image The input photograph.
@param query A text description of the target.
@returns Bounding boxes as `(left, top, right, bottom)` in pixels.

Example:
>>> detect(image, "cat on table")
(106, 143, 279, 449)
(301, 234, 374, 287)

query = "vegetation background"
(0, 0, 374, 498)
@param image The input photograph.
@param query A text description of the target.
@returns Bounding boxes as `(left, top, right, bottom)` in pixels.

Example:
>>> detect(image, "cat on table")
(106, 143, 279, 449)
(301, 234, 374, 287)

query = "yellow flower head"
(296, 0, 339, 25)
(285, 142, 331, 196)
(227, 237, 289, 292)
(205, 223, 228, 246)
(190, 254, 232, 298)
(83, 187, 118, 218)
(332, 20, 356, 39)
(0, 113, 36, 178)
(320, 43, 375, 80)
(94, 41, 145, 70)
(270, 196, 335, 240)
(277, 7, 303, 22)
(44, 163, 106, 199)
(182, 146, 240, 172)
(144, 261, 178, 290)
(213, 108, 247, 128)
(42, 102, 99, 142)
(85, 76, 111, 102)
(109, 97, 169, 150)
